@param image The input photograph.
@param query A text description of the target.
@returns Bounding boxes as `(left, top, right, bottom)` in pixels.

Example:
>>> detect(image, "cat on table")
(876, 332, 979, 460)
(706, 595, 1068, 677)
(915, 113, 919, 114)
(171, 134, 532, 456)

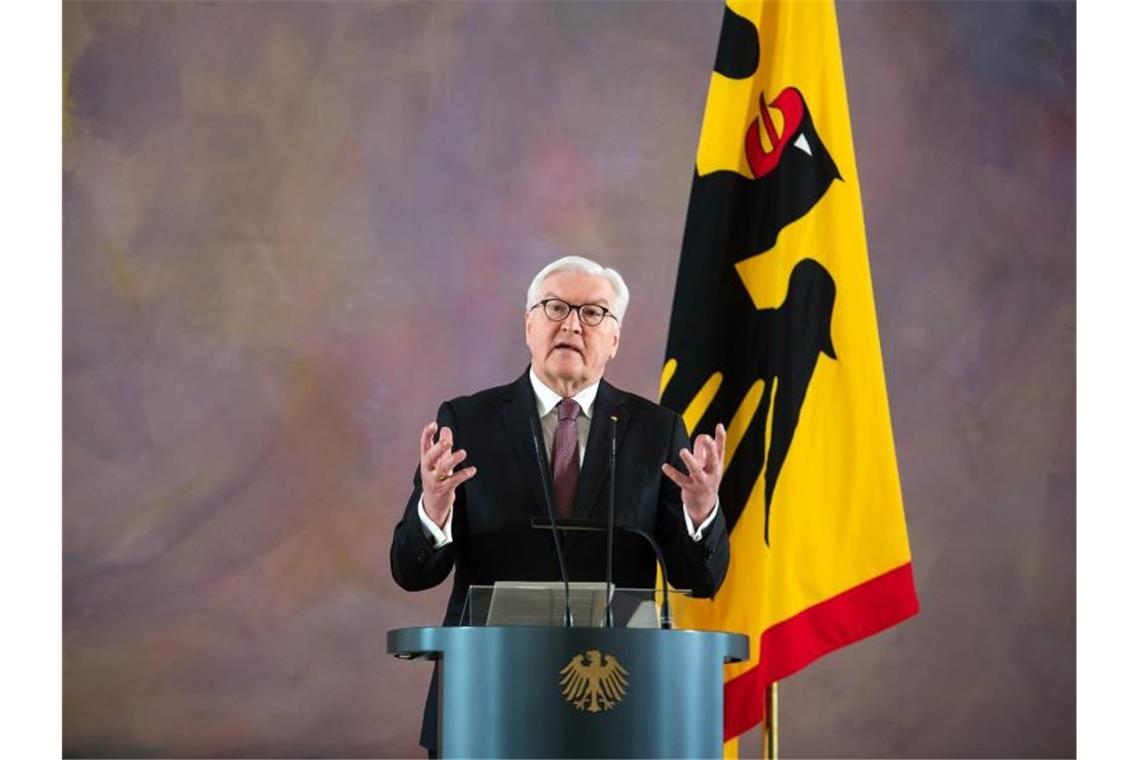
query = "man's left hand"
(662, 423, 726, 525)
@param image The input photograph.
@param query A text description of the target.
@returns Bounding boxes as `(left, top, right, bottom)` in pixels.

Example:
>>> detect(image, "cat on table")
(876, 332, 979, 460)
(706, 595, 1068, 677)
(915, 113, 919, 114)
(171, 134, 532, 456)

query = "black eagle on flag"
(661, 5, 841, 545)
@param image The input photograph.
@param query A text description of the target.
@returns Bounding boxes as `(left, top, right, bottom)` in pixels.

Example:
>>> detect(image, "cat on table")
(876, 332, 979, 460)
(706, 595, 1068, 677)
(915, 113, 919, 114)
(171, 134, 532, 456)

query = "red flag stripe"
(723, 562, 920, 740)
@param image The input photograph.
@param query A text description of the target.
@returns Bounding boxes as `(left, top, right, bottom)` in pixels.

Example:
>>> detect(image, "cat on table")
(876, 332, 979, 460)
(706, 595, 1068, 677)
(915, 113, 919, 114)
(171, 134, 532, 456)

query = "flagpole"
(762, 682, 778, 760)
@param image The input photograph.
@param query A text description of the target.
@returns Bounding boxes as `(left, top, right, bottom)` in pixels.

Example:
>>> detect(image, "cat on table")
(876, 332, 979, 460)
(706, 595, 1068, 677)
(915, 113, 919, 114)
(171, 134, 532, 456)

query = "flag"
(659, 0, 920, 742)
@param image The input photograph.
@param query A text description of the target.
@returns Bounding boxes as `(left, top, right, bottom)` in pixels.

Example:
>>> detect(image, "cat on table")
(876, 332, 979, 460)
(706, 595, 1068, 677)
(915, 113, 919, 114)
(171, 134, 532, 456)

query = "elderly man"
(390, 255, 729, 754)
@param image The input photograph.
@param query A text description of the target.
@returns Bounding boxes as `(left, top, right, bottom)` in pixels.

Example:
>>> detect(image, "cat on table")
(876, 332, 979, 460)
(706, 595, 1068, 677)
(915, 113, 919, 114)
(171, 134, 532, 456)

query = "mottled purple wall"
(62, 2, 1074, 757)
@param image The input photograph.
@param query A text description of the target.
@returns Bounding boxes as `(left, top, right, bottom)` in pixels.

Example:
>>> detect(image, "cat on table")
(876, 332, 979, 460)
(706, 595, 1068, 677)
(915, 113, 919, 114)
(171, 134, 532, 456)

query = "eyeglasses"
(530, 298, 619, 327)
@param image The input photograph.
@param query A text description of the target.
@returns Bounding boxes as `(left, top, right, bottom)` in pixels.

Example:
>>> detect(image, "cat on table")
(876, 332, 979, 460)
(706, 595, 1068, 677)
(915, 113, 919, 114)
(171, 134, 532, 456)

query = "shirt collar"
(529, 367, 598, 419)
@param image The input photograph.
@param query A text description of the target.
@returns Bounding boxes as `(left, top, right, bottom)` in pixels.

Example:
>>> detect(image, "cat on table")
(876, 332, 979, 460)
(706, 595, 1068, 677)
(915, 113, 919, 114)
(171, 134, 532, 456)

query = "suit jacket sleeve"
(654, 411, 730, 598)
(390, 402, 461, 591)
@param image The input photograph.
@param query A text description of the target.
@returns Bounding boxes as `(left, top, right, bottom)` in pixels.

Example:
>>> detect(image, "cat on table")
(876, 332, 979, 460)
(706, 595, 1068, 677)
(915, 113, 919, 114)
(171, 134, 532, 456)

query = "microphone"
(529, 415, 574, 628)
(530, 517, 675, 630)
(604, 416, 617, 627)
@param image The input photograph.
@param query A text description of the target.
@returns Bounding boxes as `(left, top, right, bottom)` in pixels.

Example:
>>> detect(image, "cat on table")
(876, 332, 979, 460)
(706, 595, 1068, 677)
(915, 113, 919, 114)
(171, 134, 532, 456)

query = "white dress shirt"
(418, 369, 719, 547)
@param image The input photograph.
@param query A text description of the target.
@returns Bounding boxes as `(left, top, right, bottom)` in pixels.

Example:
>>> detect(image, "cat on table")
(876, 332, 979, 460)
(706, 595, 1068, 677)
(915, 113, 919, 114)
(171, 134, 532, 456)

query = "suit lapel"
(500, 371, 550, 520)
(572, 379, 629, 519)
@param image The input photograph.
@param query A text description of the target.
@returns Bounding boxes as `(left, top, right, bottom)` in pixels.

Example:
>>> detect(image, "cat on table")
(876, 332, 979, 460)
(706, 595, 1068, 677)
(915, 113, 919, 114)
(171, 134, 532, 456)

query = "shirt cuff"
(683, 498, 719, 542)
(418, 495, 453, 548)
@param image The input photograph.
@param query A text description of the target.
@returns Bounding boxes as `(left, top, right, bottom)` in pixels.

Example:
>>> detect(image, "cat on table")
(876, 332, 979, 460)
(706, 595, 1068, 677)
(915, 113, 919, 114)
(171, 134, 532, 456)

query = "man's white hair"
(525, 255, 630, 323)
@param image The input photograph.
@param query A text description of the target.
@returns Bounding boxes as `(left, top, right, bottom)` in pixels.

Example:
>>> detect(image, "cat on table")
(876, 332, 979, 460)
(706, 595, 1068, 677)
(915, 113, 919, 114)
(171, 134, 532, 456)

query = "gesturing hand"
(662, 423, 726, 525)
(419, 421, 477, 528)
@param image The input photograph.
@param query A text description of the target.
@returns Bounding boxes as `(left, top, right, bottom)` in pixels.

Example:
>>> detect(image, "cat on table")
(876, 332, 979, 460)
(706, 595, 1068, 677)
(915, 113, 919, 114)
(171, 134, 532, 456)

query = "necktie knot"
(557, 398, 582, 422)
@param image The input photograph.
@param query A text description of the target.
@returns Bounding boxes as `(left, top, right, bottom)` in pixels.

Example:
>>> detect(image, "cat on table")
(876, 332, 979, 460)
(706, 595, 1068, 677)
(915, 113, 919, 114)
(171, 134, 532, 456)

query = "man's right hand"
(419, 421, 477, 528)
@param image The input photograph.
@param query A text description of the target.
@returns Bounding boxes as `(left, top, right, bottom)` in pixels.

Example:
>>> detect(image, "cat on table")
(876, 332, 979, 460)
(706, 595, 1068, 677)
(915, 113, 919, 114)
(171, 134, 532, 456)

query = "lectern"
(388, 586, 748, 758)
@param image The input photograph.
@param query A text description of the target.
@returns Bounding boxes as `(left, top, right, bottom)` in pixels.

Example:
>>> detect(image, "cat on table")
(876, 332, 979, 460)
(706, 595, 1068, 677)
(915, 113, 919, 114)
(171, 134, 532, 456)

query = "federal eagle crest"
(559, 649, 629, 713)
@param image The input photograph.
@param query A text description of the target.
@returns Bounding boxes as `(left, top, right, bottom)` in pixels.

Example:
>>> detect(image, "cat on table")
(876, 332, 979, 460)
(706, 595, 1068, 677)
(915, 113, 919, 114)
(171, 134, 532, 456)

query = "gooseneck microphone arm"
(529, 415, 574, 628)
(604, 416, 617, 628)
(530, 517, 675, 630)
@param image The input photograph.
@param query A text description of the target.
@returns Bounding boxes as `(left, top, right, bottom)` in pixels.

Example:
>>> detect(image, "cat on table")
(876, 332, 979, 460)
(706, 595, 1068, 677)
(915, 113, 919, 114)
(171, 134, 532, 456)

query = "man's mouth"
(551, 342, 583, 357)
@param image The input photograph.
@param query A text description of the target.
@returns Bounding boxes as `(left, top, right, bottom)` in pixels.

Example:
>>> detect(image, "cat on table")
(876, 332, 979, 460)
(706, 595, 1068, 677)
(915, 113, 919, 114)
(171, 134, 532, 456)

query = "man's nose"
(561, 309, 584, 333)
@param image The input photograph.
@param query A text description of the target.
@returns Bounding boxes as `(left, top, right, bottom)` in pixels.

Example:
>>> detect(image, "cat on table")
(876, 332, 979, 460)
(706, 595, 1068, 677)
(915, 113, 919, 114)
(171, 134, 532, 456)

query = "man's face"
(525, 270, 621, 393)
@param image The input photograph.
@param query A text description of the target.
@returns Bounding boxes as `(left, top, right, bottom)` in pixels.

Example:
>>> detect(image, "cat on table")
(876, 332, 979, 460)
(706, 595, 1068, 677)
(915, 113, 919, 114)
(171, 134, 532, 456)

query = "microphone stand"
(604, 416, 617, 627)
(529, 416, 574, 627)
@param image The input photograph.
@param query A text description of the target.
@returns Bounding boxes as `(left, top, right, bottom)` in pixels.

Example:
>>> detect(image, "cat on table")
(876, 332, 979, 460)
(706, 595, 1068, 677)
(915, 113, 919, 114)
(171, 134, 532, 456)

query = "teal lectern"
(388, 588, 748, 758)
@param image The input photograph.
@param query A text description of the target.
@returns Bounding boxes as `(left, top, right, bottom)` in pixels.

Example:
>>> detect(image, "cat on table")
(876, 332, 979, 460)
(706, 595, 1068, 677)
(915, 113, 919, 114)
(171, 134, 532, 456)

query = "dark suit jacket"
(389, 370, 730, 750)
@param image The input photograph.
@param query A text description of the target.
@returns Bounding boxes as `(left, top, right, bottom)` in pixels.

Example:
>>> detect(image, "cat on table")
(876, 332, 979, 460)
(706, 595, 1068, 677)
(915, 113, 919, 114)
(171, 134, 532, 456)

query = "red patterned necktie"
(551, 398, 582, 519)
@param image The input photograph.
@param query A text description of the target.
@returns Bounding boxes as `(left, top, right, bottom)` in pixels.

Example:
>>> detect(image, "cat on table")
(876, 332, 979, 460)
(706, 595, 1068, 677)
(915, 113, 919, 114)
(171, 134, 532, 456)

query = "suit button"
(705, 547, 714, 560)
(417, 548, 428, 563)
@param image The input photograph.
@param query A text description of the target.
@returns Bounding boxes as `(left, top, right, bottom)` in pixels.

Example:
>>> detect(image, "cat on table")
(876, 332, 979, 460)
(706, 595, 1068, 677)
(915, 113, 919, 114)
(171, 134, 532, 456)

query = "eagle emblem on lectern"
(560, 649, 629, 713)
